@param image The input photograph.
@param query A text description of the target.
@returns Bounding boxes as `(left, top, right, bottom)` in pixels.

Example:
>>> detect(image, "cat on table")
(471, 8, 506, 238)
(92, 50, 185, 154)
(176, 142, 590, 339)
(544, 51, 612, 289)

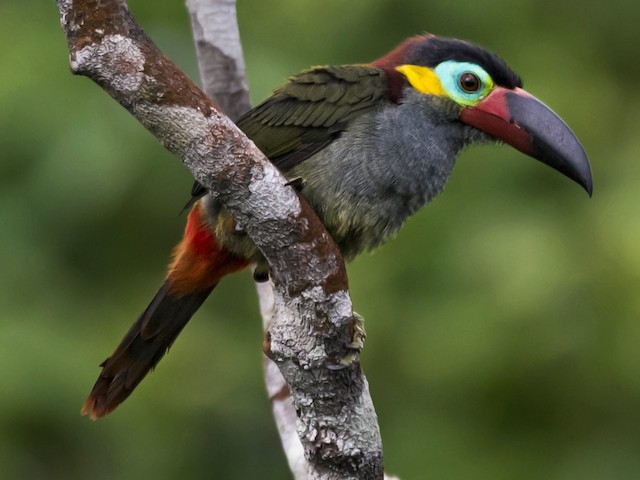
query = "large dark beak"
(460, 87, 593, 195)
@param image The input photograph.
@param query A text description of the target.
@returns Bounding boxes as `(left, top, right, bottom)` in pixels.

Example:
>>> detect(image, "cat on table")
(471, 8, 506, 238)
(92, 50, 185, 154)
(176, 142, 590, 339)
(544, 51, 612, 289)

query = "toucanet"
(82, 34, 592, 419)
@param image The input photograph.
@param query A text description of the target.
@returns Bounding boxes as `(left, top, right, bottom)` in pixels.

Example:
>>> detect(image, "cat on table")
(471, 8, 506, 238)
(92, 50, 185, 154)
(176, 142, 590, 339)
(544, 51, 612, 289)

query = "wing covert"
(186, 65, 391, 206)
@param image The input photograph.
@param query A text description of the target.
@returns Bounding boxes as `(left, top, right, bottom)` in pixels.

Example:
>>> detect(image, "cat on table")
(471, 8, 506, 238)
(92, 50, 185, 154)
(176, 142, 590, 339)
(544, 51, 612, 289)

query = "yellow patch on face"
(396, 64, 446, 97)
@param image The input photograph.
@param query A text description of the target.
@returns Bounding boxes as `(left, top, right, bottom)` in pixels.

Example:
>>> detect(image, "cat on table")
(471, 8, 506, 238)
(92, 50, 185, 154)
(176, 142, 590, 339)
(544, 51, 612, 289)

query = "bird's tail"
(82, 203, 249, 420)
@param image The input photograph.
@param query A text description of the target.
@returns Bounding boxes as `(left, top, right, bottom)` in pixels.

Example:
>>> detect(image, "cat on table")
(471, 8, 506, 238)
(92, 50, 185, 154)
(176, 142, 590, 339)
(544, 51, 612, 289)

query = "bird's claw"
(347, 311, 366, 351)
(327, 312, 366, 369)
(285, 176, 307, 192)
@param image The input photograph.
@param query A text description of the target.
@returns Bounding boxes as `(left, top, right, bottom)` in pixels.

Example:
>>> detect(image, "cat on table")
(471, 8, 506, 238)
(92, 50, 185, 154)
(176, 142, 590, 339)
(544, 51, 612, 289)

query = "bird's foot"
(253, 268, 270, 283)
(347, 311, 366, 351)
(285, 176, 307, 193)
(328, 311, 366, 369)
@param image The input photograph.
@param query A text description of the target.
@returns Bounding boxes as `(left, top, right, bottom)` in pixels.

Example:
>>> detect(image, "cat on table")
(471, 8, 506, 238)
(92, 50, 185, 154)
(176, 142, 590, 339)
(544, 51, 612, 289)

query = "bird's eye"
(459, 72, 481, 93)
(433, 61, 494, 106)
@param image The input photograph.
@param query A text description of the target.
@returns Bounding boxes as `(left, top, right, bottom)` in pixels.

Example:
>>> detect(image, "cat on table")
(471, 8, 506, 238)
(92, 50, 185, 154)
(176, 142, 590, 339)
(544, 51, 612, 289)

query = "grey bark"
(187, 0, 250, 122)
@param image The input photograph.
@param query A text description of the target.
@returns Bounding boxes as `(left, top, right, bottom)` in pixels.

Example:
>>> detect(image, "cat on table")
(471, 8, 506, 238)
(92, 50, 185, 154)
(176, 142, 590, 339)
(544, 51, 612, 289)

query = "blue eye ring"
(459, 72, 481, 93)
(434, 61, 495, 106)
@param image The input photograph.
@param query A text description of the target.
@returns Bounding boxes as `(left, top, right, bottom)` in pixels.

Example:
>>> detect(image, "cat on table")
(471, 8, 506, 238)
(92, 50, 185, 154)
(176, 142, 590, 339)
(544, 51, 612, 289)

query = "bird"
(81, 33, 592, 419)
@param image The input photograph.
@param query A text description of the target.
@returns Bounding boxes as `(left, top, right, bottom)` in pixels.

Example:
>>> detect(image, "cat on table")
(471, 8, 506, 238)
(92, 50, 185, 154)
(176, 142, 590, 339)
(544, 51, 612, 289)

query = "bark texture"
(187, 0, 250, 122)
(57, 1, 384, 477)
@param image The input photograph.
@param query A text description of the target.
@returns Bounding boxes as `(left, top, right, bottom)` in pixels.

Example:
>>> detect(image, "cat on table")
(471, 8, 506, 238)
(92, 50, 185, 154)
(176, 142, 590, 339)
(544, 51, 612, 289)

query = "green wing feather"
(187, 65, 390, 205)
(240, 65, 388, 167)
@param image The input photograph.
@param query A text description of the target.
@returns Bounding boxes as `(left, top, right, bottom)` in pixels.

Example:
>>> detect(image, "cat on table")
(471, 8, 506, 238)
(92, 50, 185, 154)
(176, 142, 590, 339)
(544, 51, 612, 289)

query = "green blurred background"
(1, 1, 638, 478)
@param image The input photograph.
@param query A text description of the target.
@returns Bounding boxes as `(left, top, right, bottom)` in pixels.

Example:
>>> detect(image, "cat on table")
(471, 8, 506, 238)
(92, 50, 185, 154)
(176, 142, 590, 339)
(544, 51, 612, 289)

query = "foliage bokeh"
(1, 0, 639, 478)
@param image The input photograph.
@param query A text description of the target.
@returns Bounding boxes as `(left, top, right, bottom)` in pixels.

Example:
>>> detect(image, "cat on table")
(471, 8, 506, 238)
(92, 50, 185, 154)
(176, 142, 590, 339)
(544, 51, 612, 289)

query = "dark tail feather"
(81, 281, 214, 420)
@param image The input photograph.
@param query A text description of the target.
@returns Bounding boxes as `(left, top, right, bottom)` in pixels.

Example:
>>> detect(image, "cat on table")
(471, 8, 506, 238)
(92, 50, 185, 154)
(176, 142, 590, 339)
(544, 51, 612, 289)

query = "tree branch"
(185, 0, 307, 476)
(57, 0, 384, 477)
(187, 0, 250, 122)
(257, 280, 308, 479)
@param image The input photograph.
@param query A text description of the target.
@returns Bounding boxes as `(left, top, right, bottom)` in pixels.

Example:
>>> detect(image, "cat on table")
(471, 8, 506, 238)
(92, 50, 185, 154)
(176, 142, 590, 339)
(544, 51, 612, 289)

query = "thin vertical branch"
(184, 2, 310, 474)
(187, 0, 250, 122)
